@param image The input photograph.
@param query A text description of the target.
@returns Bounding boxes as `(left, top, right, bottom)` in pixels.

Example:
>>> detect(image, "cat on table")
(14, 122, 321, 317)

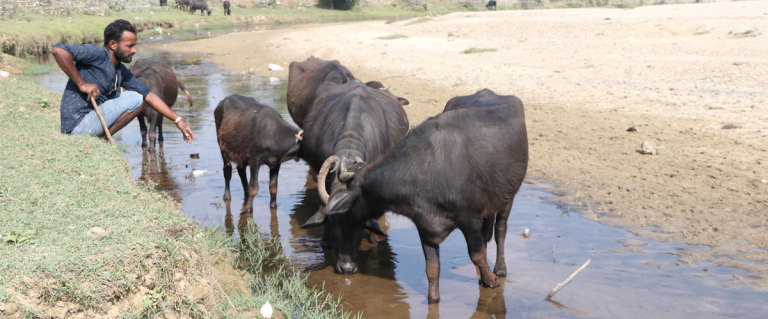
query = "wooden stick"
(90, 96, 115, 145)
(546, 258, 591, 300)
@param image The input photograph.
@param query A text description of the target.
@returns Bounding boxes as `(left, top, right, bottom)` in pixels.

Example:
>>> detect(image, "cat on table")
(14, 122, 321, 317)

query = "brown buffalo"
(132, 58, 193, 153)
(286, 56, 355, 128)
(214, 94, 301, 212)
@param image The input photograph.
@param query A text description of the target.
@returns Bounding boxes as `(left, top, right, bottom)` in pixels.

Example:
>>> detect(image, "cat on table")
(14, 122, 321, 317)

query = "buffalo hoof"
(479, 280, 499, 288)
(427, 297, 440, 304)
(494, 268, 507, 278)
(240, 206, 253, 214)
(269, 201, 277, 209)
(222, 193, 231, 201)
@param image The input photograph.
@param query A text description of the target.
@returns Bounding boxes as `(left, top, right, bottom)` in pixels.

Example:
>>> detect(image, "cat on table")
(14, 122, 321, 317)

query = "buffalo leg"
(418, 229, 441, 303)
(461, 220, 498, 288)
(236, 164, 249, 201)
(494, 200, 513, 277)
(148, 115, 158, 153)
(138, 113, 148, 150)
(268, 164, 280, 208)
(242, 160, 260, 213)
(157, 117, 164, 149)
(481, 216, 495, 247)
(222, 160, 232, 201)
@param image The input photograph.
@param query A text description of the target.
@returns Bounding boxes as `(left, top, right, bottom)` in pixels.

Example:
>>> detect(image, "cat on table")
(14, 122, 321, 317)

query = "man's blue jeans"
(70, 91, 143, 136)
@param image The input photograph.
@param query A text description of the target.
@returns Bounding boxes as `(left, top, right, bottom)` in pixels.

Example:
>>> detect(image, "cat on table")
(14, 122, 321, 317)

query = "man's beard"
(115, 47, 133, 63)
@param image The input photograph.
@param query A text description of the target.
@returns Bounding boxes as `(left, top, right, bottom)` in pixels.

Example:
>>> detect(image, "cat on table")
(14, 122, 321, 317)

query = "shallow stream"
(36, 44, 768, 319)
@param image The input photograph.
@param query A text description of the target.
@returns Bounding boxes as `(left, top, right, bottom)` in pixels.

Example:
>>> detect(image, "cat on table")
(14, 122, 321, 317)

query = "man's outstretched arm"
(144, 92, 195, 143)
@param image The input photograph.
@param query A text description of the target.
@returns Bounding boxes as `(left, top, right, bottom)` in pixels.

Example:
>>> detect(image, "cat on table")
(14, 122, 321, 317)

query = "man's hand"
(176, 119, 195, 143)
(79, 82, 100, 102)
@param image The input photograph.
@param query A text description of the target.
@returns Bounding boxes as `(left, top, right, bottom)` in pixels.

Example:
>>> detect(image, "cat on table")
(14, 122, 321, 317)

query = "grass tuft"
(377, 34, 409, 40)
(461, 47, 498, 54)
(404, 17, 432, 26)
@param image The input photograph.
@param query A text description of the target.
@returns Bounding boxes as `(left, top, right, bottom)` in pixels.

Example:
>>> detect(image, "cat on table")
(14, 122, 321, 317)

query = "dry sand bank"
(162, 2, 768, 284)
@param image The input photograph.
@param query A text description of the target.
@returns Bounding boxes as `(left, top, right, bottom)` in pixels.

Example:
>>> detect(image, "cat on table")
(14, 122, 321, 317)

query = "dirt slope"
(163, 2, 768, 285)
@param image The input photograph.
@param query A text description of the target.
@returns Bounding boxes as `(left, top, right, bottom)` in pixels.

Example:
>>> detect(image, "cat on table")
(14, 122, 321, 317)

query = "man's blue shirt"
(54, 43, 150, 133)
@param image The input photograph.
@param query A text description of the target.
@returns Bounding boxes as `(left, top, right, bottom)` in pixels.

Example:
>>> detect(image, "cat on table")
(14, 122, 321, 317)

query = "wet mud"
(37, 46, 768, 319)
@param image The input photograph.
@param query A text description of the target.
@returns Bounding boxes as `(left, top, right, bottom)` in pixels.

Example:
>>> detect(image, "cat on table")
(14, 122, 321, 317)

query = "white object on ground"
(523, 229, 530, 236)
(192, 170, 208, 176)
(0, 70, 9, 78)
(260, 300, 273, 318)
(268, 64, 284, 71)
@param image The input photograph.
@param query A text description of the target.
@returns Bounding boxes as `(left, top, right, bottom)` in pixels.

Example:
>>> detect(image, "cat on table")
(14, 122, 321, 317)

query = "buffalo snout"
(335, 260, 359, 275)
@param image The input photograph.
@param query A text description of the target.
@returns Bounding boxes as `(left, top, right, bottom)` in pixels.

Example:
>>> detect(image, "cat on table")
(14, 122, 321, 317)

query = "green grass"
(377, 34, 408, 40)
(403, 17, 433, 26)
(461, 47, 498, 54)
(0, 55, 357, 318)
(0, 4, 467, 57)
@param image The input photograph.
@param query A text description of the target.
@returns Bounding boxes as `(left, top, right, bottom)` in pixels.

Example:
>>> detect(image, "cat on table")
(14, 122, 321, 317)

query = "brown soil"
(162, 2, 768, 285)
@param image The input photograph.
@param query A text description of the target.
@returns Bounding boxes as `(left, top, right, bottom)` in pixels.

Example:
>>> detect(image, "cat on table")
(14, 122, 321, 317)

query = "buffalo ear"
(364, 219, 386, 236)
(281, 143, 301, 163)
(300, 210, 326, 228)
(326, 190, 358, 214)
(396, 97, 410, 106)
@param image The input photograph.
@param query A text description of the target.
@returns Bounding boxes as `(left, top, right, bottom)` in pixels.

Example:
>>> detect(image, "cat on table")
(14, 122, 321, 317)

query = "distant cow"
(177, 0, 190, 10)
(160, 0, 168, 6)
(301, 89, 528, 304)
(486, 0, 497, 10)
(223, 0, 231, 15)
(189, 0, 211, 15)
(132, 58, 194, 153)
(287, 56, 355, 128)
(214, 94, 301, 212)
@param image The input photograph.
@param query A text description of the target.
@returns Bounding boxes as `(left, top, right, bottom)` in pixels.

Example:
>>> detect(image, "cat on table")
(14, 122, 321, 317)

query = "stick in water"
(546, 258, 591, 300)
(90, 96, 115, 145)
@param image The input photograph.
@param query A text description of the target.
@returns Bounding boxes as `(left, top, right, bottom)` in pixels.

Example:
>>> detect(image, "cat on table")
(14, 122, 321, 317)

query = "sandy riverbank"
(163, 2, 768, 285)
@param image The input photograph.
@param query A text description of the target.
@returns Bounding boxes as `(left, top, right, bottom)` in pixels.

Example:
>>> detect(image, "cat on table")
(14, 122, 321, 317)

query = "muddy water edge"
(34, 40, 768, 319)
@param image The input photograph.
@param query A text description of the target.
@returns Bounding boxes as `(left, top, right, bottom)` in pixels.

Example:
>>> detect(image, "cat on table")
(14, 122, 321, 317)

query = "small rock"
(641, 140, 658, 155)
(761, 179, 767, 184)
(268, 64, 284, 71)
(626, 126, 638, 133)
(88, 227, 106, 236)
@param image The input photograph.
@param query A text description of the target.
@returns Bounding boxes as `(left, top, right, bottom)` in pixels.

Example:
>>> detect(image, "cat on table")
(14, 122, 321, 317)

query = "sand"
(162, 2, 768, 284)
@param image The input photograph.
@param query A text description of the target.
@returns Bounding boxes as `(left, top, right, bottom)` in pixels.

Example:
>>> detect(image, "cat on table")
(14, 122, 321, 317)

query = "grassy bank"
(0, 54, 356, 318)
(0, 4, 464, 57)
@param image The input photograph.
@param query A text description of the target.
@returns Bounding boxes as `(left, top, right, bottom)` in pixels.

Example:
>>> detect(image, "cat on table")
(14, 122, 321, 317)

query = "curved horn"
(338, 158, 356, 183)
(318, 156, 339, 204)
(380, 85, 392, 91)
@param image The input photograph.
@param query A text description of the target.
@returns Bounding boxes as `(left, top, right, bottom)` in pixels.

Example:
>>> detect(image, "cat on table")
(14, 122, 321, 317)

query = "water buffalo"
(486, 0, 497, 10)
(286, 56, 355, 128)
(223, 0, 231, 15)
(177, 0, 191, 10)
(301, 89, 528, 304)
(214, 94, 301, 212)
(132, 58, 194, 153)
(189, 0, 211, 15)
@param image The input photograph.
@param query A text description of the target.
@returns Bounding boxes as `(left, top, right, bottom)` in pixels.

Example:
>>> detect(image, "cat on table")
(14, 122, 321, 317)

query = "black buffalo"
(286, 56, 355, 128)
(223, 0, 231, 15)
(177, 0, 190, 10)
(486, 0, 497, 10)
(214, 94, 301, 212)
(302, 89, 528, 304)
(189, 0, 211, 15)
(132, 58, 194, 153)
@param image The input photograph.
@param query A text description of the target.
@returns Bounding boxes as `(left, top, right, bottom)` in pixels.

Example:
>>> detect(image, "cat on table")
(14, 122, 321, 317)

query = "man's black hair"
(103, 19, 137, 46)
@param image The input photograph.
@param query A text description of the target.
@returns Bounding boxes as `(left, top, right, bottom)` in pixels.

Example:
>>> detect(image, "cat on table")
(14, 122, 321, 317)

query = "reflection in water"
(545, 298, 587, 317)
(138, 151, 180, 200)
(471, 282, 507, 319)
(224, 202, 281, 239)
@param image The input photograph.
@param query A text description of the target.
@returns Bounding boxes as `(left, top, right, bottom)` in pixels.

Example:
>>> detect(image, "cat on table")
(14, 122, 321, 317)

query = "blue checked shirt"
(54, 43, 150, 133)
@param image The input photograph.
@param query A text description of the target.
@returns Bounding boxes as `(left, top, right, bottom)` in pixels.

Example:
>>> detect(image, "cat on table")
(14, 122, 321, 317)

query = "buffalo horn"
(318, 155, 340, 204)
(380, 85, 392, 91)
(338, 158, 356, 183)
